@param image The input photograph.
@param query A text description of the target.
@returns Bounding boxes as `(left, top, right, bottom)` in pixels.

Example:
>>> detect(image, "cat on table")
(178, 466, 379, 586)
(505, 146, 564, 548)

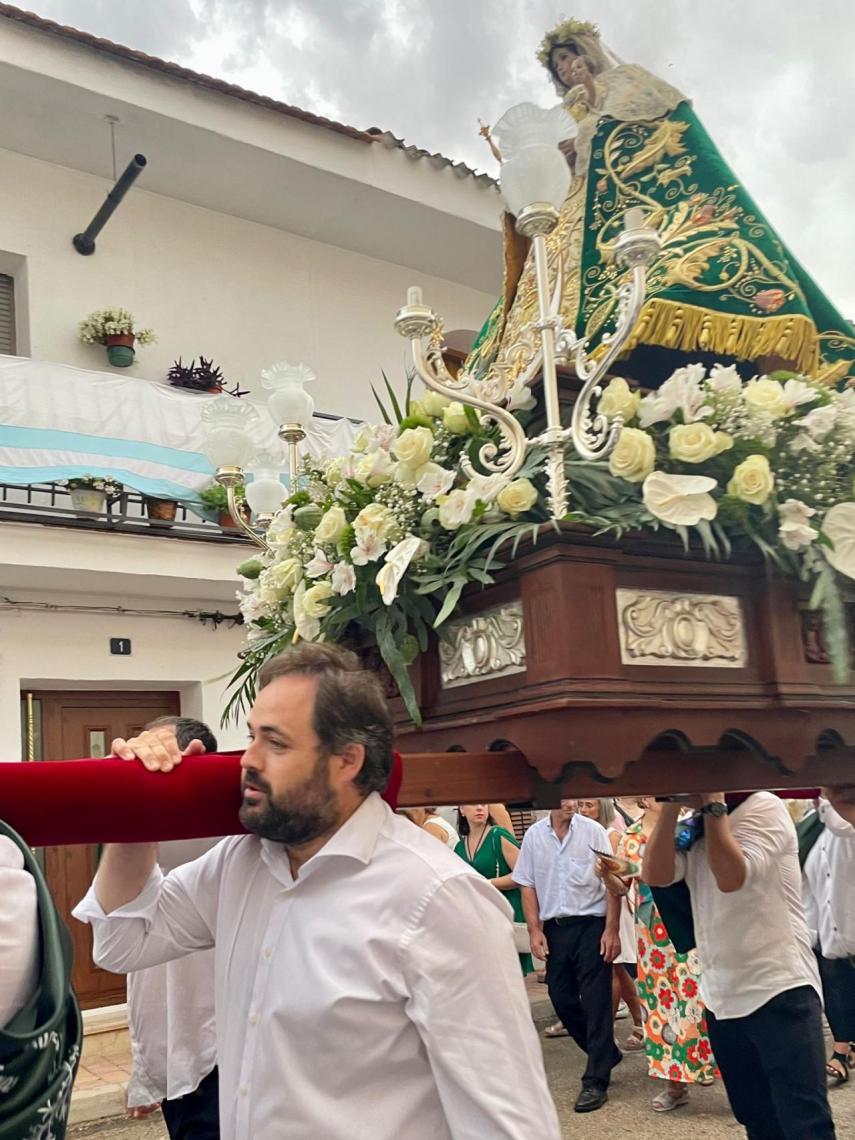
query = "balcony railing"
(0, 482, 251, 543)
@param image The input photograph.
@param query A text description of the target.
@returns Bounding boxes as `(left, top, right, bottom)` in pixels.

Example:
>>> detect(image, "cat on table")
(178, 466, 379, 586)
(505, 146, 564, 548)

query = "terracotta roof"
(0, 3, 498, 189)
(0, 2, 372, 142)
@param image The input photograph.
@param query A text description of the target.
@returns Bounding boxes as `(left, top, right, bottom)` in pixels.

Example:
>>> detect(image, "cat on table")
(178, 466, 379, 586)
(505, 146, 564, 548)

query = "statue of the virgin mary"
(466, 18, 855, 392)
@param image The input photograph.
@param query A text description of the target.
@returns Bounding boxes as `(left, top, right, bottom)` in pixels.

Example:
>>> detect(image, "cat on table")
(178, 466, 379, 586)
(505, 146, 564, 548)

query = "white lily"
(305, 549, 334, 579)
(416, 462, 456, 501)
(331, 561, 357, 596)
(292, 579, 320, 641)
(350, 528, 387, 565)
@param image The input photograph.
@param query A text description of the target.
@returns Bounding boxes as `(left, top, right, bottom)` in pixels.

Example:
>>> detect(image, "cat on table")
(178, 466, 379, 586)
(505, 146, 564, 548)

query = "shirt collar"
(259, 792, 386, 883)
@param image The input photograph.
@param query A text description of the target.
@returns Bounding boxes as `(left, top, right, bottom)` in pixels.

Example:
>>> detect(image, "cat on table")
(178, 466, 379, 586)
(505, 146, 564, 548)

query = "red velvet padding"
(1, 751, 403, 846)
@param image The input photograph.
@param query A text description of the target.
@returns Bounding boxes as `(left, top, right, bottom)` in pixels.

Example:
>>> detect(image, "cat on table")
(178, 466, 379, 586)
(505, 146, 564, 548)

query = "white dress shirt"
(671, 792, 821, 1020)
(74, 794, 560, 1140)
(426, 815, 460, 849)
(0, 835, 38, 1029)
(512, 812, 609, 919)
(802, 798, 855, 959)
(121, 839, 219, 1107)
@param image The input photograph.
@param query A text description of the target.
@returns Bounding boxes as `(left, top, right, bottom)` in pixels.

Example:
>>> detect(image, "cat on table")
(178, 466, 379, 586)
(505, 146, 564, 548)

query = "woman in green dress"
(454, 805, 533, 975)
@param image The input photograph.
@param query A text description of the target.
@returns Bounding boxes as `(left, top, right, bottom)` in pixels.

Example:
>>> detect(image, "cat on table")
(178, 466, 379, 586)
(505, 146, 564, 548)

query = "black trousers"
(544, 915, 619, 1090)
(706, 986, 835, 1140)
(817, 952, 855, 1042)
(160, 1067, 220, 1140)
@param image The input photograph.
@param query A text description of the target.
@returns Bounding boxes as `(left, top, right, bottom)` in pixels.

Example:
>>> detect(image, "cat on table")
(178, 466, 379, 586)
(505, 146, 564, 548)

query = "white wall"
(0, 147, 495, 421)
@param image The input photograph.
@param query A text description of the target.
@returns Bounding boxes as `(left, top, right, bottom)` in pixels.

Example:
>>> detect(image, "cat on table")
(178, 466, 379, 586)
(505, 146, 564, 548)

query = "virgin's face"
(577, 799, 600, 821)
(552, 44, 588, 88)
(460, 804, 489, 826)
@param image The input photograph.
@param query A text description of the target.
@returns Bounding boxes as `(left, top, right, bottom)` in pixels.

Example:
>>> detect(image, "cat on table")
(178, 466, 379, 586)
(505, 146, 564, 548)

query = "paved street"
(69, 1023, 855, 1139)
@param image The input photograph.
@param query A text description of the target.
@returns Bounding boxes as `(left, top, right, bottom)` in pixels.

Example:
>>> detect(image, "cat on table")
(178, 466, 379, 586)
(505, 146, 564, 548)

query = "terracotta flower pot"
(144, 497, 178, 525)
(218, 506, 250, 530)
(105, 333, 135, 368)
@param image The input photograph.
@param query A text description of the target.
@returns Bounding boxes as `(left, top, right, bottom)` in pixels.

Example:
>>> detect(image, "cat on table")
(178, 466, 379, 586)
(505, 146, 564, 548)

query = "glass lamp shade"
(493, 102, 575, 215)
(261, 361, 316, 427)
(245, 457, 286, 515)
(200, 397, 258, 468)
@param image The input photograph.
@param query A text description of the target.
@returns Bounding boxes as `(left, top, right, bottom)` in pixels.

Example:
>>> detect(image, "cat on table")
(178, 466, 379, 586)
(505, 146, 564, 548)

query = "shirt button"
(263, 947, 272, 959)
(240, 1085, 248, 1097)
(249, 1013, 258, 1025)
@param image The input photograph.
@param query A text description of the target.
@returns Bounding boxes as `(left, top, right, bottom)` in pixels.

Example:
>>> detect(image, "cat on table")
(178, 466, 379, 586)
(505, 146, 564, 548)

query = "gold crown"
(536, 18, 600, 68)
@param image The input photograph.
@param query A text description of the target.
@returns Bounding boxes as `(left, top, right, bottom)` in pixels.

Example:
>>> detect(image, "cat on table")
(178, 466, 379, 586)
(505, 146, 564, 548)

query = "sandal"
(827, 1049, 854, 1087)
(543, 1021, 568, 1038)
(621, 1025, 645, 1054)
(652, 1087, 689, 1112)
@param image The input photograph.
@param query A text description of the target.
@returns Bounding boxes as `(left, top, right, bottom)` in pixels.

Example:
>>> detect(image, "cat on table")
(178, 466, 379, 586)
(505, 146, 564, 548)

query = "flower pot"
(105, 334, 136, 368)
(218, 506, 250, 531)
(144, 497, 178, 525)
(69, 488, 106, 514)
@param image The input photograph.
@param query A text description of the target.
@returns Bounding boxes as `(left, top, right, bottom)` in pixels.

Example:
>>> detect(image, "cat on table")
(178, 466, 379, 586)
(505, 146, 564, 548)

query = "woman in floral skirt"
(605, 797, 717, 1113)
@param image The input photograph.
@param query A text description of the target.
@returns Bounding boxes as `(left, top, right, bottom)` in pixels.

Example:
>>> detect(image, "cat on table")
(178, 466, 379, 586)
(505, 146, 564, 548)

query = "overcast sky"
(26, 0, 855, 315)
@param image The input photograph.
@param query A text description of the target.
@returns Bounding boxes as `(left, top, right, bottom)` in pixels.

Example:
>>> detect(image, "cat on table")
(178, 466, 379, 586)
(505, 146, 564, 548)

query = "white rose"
(727, 454, 774, 505)
(743, 377, 788, 419)
(598, 377, 640, 421)
(442, 402, 471, 434)
(608, 427, 656, 483)
(353, 502, 396, 543)
(496, 478, 539, 516)
(421, 390, 452, 417)
(314, 504, 348, 545)
(437, 488, 476, 529)
(353, 449, 393, 487)
(263, 557, 302, 596)
(301, 580, 334, 618)
(669, 422, 719, 464)
(393, 426, 434, 468)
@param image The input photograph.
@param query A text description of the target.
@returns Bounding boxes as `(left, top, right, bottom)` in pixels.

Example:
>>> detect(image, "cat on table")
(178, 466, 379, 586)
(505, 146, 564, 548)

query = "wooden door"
(30, 690, 180, 1010)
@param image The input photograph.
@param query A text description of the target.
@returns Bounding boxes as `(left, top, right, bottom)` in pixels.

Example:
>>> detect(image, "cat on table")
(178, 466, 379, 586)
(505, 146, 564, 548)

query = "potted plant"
(199, 481, 248, 530)
(167, 356, 226, 392)
(60, 474, 123, 515)
(78, 308, 156, 367)
(143, 496, 179, 525)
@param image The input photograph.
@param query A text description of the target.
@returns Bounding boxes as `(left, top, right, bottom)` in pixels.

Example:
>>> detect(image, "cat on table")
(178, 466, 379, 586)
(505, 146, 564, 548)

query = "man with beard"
(73, 644, 560, 1140)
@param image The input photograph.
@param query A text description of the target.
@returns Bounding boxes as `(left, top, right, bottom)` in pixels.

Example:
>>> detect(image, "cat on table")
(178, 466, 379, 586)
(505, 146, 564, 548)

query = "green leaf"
(370, 385, 392, 425)
(434, 578, 466, 627)
(375, 615, 422, 724)
(382, 370, 404, 424)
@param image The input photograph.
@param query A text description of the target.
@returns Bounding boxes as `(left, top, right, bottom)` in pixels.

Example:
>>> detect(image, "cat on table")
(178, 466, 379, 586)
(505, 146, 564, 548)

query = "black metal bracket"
(73, 154, 147, 255)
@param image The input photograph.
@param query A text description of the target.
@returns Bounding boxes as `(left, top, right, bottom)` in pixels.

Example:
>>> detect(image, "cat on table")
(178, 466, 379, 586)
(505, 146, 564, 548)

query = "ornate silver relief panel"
(439, 601, 526, 688)
(616, 589, 746, 668)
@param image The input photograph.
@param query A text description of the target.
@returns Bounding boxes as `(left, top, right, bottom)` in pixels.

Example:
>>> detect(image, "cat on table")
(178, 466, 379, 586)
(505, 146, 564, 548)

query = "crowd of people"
(0, 643, 853, 1139)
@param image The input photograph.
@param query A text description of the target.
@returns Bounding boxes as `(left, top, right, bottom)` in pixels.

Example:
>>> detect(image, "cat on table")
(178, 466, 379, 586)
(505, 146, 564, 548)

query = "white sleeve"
(731, 794, 793, 886)
(72, 841, 231, 973)
(0, 837, 38, 1027)
(511, 830, 536, 887)
(402, 875, 561, 1139)
(818, 798, 855, 840)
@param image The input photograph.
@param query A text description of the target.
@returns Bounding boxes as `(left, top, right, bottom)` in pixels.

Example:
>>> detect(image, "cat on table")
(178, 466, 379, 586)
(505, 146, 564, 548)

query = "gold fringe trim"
(621, 298, 821, 375)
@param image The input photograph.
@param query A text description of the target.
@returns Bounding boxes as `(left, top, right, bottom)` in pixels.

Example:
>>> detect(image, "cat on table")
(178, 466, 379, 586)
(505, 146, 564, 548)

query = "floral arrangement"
(229, 383, 548, 722)
(229, 364, 855, 722)
(78, 309, 156, 346)
(61, 474, 123, 498)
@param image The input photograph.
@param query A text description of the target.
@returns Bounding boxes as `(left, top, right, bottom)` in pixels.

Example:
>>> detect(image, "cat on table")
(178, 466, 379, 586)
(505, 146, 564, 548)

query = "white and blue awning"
(0, 356, 360, 503)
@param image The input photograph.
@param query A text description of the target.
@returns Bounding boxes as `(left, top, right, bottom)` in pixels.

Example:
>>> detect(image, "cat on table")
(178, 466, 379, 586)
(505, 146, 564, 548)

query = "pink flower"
(755, 288, 787, 313)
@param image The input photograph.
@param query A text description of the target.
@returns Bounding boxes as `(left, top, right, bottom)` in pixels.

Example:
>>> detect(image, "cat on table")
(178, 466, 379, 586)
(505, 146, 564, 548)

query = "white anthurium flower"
(375, 535, 429, 605)
(707, 363, 743, 395)
(292, 579, 321, 642)
(820, 502, 855, 580)
(642, 471, 718, 526)
(797, 404, 837, 441)
(350, 528, 387, 565)
(416, 462, 456, 501)
(331, 561, 357, 596)
(506, 377, 537, 412)
(305, 548, 334, 579)
(781, 378, 820, 410)
(777, 499, 818, 551)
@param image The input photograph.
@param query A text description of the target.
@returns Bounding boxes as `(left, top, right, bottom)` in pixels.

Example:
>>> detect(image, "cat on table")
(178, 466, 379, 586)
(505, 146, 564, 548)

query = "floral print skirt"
(635, 913, 718, 1084)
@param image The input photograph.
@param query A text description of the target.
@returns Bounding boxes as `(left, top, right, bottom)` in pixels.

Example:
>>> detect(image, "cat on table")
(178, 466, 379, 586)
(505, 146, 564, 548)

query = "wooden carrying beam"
(1, 746, 853, 847)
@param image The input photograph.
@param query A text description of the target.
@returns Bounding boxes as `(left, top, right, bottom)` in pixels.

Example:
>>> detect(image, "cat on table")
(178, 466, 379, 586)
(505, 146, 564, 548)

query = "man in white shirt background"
(112, 715, 221, 1139)
(801, 793, 855, 1086)
(74, 643, 561, 1140)
(643, 790, 836, 1140)
(513, 798, 621, 1114)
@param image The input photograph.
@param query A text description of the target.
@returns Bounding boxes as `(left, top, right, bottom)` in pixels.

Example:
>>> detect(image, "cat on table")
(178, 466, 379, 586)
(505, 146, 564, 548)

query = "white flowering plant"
(580, 364, 855, 674)
(61, 474, 124, 498)
(78, 308, 156, 346)
(227, 384, 550, 723)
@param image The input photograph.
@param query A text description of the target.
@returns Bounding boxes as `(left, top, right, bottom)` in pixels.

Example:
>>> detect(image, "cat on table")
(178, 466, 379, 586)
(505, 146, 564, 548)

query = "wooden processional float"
(4, 523, 854, 849)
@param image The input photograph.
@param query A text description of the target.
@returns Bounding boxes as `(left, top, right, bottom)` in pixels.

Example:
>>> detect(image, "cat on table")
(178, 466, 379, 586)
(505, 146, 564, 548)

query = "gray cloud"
(25, 0, 855, 314)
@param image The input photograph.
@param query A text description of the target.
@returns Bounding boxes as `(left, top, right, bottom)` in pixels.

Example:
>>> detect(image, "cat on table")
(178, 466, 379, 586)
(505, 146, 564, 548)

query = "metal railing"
(0, 482, 252, 543)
